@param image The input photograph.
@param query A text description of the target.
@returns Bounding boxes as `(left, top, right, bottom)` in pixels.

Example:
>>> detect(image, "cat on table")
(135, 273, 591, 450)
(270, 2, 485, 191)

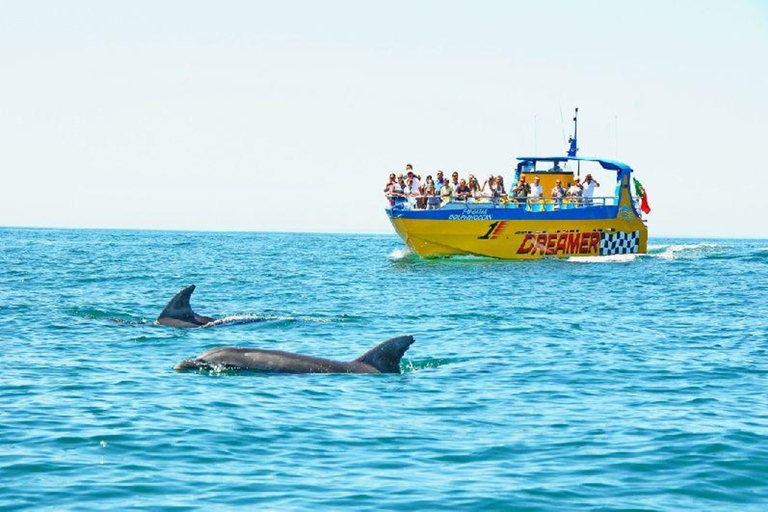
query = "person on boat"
(440, 179, 453, 203)
(567, 177, 583, 204)
(513, 176, 530, 204)
(418, 177, 433, 209)
(454, 179, 471, 201)
(550, 179, 565, 209)
(435, 171, 445, 191)
(481, 174, 495, 195)
(552, 179, 565, 200)
(582, 174, 600, 205)
(406, 169, 421, 191)
(391, 175, 407, 206)
(426, 185, 441, 209)
(450, 171, 460, 191)
(528, 176, 543, 199)
(493, 176, 506, 198)
(549, 161, 563, 172)
(404, 176, 418, 209)
(383, 173, 397, 206)
(468, 175, 483, 198)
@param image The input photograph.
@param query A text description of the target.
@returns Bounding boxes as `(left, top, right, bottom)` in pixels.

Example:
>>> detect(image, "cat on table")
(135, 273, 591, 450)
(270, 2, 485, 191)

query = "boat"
(385, 109, 649, 259)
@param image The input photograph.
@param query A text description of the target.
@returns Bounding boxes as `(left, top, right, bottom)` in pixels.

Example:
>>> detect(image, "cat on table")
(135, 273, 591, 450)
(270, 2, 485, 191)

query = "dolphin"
(174, 335, 415, 374)
(157, 284, 216, 327)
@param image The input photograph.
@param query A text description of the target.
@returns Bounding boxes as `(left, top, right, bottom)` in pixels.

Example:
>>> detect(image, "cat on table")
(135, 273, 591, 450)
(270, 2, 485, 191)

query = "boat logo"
(517, 231, 601, 256)
(448, 208, 492, 221)
(619, 206, 632, 221)
(478, 221, 508, 240)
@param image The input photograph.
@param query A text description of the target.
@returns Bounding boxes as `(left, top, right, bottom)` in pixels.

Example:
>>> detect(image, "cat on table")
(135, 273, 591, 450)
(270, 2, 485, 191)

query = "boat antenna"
(567, 107, 579, 177)
(534, 115, 538, 154)
(567, 108, 578, 157)
(559, 106, 567, 146)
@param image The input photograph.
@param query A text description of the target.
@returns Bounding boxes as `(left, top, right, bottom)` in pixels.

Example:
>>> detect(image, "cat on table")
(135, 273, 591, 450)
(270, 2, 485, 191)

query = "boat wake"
(68, 308, 151, 325)
(647, 243, 724, 260)
(402, 357, 460, 372)
(205, 314, 350, 327)
(567, 254, 639, 263)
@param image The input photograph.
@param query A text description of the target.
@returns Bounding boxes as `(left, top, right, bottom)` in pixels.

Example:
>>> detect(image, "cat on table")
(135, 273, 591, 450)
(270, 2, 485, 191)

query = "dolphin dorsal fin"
(158, 284, 198, 323)
(354, 335, 414, 374)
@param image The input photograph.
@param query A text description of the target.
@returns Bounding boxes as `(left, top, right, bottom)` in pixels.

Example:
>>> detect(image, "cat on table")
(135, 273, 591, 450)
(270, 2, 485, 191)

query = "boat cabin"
(516, 157, 577, 194)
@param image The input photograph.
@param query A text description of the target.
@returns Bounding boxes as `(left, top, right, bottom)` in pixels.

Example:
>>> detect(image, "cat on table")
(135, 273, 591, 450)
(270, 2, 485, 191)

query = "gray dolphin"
(157, 285, 216, 327)
(174, 335, 415, 374)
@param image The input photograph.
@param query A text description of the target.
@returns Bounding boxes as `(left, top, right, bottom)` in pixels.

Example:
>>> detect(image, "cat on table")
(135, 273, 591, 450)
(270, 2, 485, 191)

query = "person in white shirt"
(449, 171, 460, 191)
(481, 174, 495, 196)
(566, 177, 582, 202)
(582, 174, 600, 205)
(528, 176, 543, 199)
(406, 170, 421, 191)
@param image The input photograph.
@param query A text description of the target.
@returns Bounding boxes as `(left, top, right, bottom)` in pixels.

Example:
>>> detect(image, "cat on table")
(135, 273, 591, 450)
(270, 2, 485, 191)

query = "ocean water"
(1, 228, 767, 510)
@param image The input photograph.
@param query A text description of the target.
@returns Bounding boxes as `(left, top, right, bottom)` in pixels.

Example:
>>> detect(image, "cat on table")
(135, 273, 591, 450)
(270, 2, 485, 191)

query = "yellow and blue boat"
(386, 113, 649, 259)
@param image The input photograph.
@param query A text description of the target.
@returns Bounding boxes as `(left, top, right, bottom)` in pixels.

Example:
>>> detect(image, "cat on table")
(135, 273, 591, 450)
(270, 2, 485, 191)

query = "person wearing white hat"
(567, 177, 583, 203)
(582, 174, 600, 205)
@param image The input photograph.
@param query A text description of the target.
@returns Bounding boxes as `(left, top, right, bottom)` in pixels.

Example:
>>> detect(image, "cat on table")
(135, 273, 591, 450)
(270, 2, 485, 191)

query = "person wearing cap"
(582, 173, 600, 205)
(567, 177, 583, 205)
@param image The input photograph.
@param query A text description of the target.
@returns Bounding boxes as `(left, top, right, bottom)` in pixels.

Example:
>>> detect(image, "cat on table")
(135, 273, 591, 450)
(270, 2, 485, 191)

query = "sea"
(1, 227, 767, 511)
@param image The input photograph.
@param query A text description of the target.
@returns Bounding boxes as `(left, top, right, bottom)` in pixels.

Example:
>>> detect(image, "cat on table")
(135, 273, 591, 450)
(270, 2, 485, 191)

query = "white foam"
(205, 314, 338, 327)
(649, 243, 722, 260)
(388, 247, 413, 260)
(568, 254, 639, 263)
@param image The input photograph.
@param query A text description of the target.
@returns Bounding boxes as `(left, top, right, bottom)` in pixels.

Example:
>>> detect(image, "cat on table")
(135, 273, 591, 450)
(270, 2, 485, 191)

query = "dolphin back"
(354, 335, 414, 374)
(157, 284, 214, 327)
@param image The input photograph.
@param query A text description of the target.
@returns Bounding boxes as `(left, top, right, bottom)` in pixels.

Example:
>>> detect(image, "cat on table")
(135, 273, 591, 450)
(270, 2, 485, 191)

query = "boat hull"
(389, 214, 647, 259)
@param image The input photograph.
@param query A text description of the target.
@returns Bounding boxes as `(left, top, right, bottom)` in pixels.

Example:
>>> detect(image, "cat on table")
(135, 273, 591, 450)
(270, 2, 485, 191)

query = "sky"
(1, 0, 767, 237)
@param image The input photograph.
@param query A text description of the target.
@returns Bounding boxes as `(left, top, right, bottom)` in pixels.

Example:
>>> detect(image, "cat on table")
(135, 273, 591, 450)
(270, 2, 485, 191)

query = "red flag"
(640, 191, 651, 214)
(633, 178, 651, 214)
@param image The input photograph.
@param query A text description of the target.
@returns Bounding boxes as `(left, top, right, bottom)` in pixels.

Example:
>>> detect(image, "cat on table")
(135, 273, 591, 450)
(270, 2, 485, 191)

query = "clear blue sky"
(1, 1, 766, 237)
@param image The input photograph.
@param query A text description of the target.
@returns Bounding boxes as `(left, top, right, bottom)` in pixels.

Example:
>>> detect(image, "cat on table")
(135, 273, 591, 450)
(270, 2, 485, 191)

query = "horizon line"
(1, 224, 766, 240)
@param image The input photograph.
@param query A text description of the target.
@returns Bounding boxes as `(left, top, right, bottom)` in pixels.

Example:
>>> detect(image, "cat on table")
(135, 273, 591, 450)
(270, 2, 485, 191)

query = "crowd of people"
(383, 164, 601, 209)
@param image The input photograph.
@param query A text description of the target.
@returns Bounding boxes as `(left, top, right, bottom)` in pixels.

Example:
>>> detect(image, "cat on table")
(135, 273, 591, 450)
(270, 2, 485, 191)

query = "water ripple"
(1, 230, 767, 510)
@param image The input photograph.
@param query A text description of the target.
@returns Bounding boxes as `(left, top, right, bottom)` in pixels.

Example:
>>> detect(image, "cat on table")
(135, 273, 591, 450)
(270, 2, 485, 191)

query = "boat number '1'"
(478, 221, 507, 240)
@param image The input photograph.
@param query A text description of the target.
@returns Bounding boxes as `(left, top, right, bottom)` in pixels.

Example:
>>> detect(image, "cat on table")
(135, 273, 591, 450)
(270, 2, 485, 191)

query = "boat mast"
(568, 107, 579, 177)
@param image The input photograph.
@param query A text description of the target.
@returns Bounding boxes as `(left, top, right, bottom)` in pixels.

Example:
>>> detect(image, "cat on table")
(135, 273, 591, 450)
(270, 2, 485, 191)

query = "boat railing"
(386, 195, 617, 211)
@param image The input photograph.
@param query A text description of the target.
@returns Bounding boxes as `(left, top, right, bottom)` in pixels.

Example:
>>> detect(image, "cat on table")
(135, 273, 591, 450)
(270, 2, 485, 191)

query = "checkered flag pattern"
(600, 231, 640, 255)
